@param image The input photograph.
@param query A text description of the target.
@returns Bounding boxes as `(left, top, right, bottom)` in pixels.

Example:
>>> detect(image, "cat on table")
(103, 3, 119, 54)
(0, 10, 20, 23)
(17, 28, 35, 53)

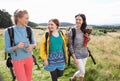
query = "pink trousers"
(12, 56, 33, 81)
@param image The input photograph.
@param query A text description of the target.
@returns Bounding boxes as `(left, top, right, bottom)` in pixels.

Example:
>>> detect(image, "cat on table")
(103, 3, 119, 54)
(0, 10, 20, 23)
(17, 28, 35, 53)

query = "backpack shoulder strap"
(26, 26, 32, 44)
(59, 30, 64, 36)
(45, 32, 49, 43)
(8, 27, 14, 46)
(71, 28, 76, 45)
(6, 26, 15, 57)
(45, 32, 49, 55)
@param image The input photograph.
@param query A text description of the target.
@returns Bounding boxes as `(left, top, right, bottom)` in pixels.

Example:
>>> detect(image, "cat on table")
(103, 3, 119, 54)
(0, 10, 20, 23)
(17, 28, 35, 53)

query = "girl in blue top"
(4, 9, 36, 81)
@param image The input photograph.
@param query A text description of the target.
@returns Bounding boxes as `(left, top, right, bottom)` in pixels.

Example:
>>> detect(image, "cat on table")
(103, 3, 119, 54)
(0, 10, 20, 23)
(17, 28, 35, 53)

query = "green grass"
(0, 29, 120, 81)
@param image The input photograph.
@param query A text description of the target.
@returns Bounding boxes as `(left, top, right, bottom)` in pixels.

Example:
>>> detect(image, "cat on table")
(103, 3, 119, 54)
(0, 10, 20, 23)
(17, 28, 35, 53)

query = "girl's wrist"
(31, 44, 36, 49)
(13, 45, 19, 51)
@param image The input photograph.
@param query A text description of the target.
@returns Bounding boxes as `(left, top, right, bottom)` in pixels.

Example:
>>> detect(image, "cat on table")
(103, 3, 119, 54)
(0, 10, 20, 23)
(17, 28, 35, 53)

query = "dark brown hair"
(14, 9, 28, 24)
(75, 13, 87, 33)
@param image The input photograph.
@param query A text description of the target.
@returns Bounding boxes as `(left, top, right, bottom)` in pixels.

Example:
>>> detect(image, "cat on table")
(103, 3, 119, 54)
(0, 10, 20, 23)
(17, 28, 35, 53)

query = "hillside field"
(0, 28, 120, 81)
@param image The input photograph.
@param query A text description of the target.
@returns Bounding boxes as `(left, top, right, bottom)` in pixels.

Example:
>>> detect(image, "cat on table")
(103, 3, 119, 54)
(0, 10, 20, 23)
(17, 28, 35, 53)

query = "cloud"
(0, 0, 120, 25)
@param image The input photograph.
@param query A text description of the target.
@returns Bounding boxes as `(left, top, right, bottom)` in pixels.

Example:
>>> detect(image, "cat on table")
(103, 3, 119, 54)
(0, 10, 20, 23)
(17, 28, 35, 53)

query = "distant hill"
(39, 22, 120, 29)
(39, 23, 47, 26)
(60, 22, 74, 26)
(39, 22, 74, 27)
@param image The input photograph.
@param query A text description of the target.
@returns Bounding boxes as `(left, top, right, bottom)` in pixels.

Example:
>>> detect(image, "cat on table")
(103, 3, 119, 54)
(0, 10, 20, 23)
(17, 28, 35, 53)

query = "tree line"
(0, 9, 38, 28)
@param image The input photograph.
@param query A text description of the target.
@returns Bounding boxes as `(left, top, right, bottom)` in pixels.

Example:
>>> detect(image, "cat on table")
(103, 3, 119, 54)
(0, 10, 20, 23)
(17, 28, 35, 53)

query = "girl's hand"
(84, 33, 91, 41)
(74, 59, 79, 65)
(25, 44, 35, 52)
(44, 60, 48, 66)
(17, 42, 25, 48)
(72, 54, 79, 65)
(84, 33, 89, 38)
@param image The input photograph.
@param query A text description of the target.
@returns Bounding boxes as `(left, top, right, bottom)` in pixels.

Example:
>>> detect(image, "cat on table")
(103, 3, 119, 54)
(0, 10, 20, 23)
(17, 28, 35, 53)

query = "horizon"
(38, 22, 120, 26)
(1, 0, 120, 25)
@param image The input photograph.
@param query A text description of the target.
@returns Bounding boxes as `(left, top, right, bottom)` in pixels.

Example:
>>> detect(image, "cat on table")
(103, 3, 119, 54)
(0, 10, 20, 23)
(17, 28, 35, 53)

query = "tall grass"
(0, 29, 120, 81)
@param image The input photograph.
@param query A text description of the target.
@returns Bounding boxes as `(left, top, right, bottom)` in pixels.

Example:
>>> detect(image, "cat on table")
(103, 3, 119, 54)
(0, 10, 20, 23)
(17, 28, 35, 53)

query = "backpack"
(67, 28, 96, 66)
(5, 26, 40, 81)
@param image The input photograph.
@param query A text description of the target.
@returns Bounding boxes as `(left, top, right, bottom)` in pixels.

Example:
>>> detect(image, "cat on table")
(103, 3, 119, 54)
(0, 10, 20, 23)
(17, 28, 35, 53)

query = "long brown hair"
(75, 13, 87, 33)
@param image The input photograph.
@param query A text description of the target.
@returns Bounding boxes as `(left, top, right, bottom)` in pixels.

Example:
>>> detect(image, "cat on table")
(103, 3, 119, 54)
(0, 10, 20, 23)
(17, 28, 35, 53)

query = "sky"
(0, 0, 120, 25)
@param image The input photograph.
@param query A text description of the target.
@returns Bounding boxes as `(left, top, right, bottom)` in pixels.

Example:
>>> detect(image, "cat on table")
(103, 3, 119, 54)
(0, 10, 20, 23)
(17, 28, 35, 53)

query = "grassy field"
(0, 28, 120, 81)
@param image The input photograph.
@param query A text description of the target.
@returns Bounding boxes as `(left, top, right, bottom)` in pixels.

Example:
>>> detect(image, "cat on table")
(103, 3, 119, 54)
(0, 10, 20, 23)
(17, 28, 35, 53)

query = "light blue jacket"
(4, 26, 35, 60)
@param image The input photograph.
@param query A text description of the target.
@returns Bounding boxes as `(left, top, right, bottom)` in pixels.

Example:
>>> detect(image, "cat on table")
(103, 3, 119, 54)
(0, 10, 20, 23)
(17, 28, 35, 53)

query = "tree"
(0, 9, 38, 28)
(28, 21, 38, 28)
(0, 9, 13, 28)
